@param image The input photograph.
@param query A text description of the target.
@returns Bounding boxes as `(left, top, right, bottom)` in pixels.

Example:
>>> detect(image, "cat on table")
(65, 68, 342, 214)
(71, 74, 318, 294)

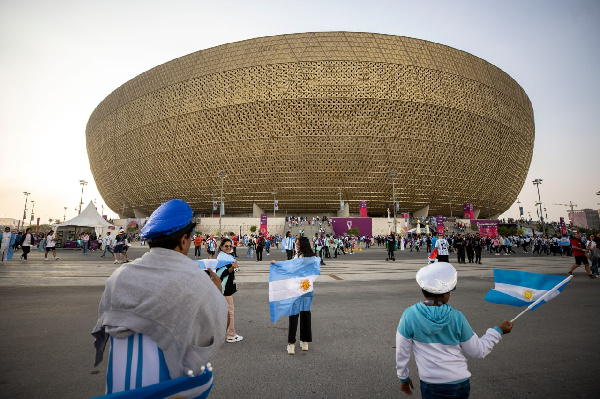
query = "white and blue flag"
(269, 257, 321, 322)
(197, 259, 232, 270)
(484, 269, 571, 310)
(94, 333, 213, 399)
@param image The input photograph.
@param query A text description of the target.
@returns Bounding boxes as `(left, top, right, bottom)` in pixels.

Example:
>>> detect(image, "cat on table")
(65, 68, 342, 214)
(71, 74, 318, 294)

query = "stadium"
(86, 32, 534, 218)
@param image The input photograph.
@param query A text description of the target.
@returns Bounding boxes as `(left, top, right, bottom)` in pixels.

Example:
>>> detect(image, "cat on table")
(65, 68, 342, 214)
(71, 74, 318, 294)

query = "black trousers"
(256, 247, 263, 261)
(388, 249, 395, 260)
(21, 246, 31, 260)
(286, 249, 294, 260)
(288, 311, 312, 344)
(475, 248, 482, 263)
(437, 254, 449, 262)
(457, 249, 466, 263)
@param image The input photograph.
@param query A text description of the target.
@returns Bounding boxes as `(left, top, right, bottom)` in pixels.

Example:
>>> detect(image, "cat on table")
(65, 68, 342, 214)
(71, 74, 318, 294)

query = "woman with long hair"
(287, 236, 316, 354)
(217, 238, 243, 343)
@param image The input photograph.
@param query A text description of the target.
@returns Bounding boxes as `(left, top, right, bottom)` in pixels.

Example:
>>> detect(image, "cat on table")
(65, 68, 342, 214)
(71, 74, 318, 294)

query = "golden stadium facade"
(86, 32, 534, 218)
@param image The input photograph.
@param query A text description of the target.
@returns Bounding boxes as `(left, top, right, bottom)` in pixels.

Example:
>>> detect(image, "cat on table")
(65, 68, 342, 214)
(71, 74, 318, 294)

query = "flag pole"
(510, 275, 572, 322)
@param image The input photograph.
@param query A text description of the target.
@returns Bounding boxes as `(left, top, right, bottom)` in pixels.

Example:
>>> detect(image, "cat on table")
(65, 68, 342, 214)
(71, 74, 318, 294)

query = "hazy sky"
(1, 0, 599, 224)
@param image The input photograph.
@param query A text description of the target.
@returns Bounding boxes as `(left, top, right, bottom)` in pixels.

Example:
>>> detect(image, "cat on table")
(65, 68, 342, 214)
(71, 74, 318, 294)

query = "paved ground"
(0, 244, 597, 398)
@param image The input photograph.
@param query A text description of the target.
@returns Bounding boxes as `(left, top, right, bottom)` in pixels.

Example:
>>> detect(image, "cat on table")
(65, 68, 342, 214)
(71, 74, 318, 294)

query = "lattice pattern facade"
(86, 32, 534, 217)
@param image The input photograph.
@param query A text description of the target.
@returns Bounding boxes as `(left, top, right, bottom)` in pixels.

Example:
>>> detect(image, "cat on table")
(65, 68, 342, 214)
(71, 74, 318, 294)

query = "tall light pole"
(389, 170, 398, 234)
(218, 170, 227, 238)
(63, 207, 67, 222)
(532, 179, 544, 234)
(78, 180, 88, 214)
(449, 195, 453, 218)
(516, 197, 521, 221)
(272, 191, 277, 218)
(22, 192, 30, 230)
(29, 200, 35, 226)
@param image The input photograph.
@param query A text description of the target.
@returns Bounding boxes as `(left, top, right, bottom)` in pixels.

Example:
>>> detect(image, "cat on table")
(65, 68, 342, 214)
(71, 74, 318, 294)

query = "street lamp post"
(532, 179, 544, 234)
(78, 180, 88, 214)
(272, 192, 277, 218)
(22, 192, 30, 230)
(63, 207, 67, 222)
(449, 195, 453, 218)
(30, 200, 35, 226)
(218, 171, 227, 238)
(389, 170, 398, 234)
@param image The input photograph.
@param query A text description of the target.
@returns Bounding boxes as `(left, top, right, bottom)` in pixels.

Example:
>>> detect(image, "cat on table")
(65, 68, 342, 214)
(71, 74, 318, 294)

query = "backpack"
(258, 237, 266, 247)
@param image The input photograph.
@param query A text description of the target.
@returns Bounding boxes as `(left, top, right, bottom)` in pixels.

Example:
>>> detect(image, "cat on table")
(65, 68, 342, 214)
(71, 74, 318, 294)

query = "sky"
(1, 0, 599, 225)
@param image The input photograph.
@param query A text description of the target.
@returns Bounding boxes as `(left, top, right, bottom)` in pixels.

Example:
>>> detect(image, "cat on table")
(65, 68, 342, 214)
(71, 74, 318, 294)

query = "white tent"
(55, 201, 115, 243)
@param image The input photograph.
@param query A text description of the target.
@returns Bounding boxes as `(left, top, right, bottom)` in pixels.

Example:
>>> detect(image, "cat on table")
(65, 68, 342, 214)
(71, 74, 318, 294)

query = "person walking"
(44, 230, 59, 261)
(387, 232, 396, 261)
(283, 231, 295, 260)
(434, 233, 450, 263)
(194, 233, 203, 259)
(20, 228, 35, 261)
(256, 233, 265, 261)
(101, 232, 114, 258)
(567, 232, 596, 279)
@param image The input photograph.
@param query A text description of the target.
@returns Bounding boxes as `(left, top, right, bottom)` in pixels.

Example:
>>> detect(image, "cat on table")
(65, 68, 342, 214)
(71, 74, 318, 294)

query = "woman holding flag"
(217, 238, 244, 343)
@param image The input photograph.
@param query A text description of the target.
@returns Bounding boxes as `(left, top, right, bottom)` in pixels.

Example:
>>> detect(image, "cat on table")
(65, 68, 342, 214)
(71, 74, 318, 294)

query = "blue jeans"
(591, 258, 599, 275)
(83, 241, 89, 254)
(420, 379, 470, 399)
(102, 246, 114, 257)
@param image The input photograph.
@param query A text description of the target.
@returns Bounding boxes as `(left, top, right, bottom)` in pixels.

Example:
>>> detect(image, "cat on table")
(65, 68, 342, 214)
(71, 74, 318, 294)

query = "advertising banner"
(340, 200, 345, 211)
(559, 217, 566, 236)
(274, 200, 279, 211)
(220, 202, 225, 216)
(331, 217, 372, 237)
(463, 203, 474, 219)
(471, 219, 499, 238)
(212, 201, 218, 212)
(260, 213, 268, 235)
(568, 212, 588, 229)
(359, 200, 367, 217)
(36, 217, 40, 233)
(436, 215, 444, 236)
(401, 213, 409, 232)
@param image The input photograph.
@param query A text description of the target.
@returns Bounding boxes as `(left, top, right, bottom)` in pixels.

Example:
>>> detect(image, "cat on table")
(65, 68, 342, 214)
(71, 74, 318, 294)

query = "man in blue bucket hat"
(92, 199, 227, 396)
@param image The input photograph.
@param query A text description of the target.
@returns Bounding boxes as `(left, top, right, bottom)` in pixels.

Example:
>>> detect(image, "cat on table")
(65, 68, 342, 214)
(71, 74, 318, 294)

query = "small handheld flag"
(484, 269, 572, 322)
(269, 257, 321, 322)
(427, 248, 437, 263)
(197, 259, 232, 270)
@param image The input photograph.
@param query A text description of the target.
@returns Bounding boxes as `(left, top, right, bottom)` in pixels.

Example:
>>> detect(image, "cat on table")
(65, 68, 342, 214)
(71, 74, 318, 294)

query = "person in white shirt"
(434, 233, 450, 262)
(20, 228, 34, 261)
(101, 232, 114, 258)
(44, 230, 59, 261)
(283, 231, 295, 260)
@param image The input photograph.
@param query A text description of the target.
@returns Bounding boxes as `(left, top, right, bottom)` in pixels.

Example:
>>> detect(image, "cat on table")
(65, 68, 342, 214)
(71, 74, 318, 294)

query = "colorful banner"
(274, 200, 279, 211)
(559, 217, 566, 236)
(519, 206, 524, 216)
(36, 217, 40, 233)
(359, 200, 367, 217)
(471, 219, 499, 238)
(260, 213, 268, 235)
(436, 215, 444, 236)
(568, 212, 588, 229)
(463, 203, 474, 219)
(212, 201, 218, 212)
(330, 217, 372, 237)
(220, 202, 225, 216)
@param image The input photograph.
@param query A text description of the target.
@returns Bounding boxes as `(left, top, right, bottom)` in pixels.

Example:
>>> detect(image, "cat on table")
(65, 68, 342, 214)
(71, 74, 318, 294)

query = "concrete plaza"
(0, 244, 597, 398)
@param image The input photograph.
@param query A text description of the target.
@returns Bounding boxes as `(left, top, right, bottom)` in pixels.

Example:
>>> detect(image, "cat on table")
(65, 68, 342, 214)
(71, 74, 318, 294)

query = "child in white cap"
(396, 262, 513, 398)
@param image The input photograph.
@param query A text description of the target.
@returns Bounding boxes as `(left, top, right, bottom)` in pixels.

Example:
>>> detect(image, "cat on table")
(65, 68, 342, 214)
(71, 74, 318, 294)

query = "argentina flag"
(484, 269, 571, 310)
(269, 257, 321, 322)
(197, 259, 233, 270)
(94, 333, 213, 398)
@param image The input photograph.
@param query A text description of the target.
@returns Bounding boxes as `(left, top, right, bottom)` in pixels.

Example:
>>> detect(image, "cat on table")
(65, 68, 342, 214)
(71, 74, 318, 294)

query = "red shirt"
(571, 238, 586, 257)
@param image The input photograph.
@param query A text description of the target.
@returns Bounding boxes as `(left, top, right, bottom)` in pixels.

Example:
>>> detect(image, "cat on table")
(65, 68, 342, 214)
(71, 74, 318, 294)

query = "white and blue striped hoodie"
(396, 302, 503, 384)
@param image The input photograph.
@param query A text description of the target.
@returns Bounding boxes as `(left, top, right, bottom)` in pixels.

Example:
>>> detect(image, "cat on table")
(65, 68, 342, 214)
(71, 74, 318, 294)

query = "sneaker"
(54, 257, 59, 261)
(226, 335, 243, 343)
(568, 271, 573, 276)
(114, 260, 118, 264)
(300, 341, 309, 351)
(287, 343, 295, 355)
(588, 274, 597, 279)
(45, 258, 49, 261)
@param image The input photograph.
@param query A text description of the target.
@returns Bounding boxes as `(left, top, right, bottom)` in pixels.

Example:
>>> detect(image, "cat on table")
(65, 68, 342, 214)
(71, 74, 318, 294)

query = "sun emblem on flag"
(523, 290, 534, 301)
(300, 279, 311, 291)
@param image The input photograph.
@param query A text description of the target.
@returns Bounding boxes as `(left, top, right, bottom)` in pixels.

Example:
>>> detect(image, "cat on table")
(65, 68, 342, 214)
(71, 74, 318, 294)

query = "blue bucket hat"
(141, 199, 193, 239)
